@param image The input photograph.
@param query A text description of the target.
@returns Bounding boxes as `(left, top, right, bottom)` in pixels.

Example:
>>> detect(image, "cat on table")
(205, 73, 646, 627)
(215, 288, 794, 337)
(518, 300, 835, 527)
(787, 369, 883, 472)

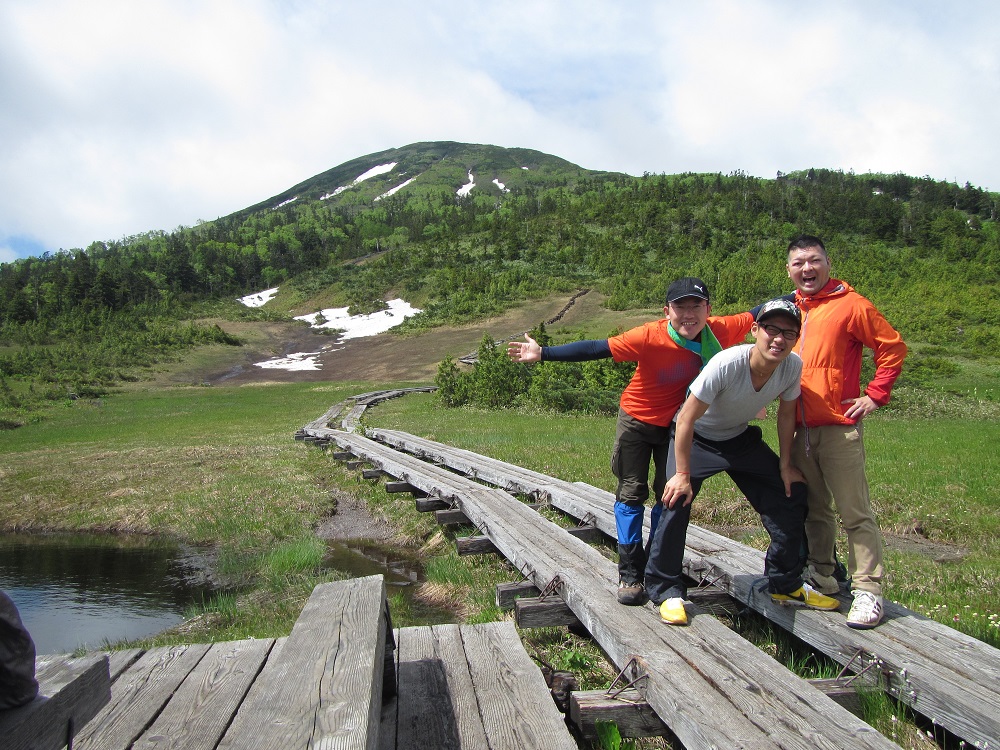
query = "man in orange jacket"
(786, 235, 907, 629)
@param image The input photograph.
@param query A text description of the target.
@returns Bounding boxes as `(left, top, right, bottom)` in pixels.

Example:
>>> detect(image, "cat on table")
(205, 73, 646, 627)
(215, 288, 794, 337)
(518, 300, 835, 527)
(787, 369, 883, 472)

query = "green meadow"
(2, 371, 998, 748)
(5, 374, 994, 645)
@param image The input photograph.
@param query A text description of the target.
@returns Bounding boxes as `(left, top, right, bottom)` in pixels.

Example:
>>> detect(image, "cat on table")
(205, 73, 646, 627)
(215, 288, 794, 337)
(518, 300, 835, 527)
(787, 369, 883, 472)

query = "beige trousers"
(792, 423, 884, 595)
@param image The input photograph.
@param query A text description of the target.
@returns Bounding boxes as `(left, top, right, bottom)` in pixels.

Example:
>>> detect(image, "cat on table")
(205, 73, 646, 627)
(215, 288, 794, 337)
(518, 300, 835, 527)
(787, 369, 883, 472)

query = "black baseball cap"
(666, 277, 710, 304)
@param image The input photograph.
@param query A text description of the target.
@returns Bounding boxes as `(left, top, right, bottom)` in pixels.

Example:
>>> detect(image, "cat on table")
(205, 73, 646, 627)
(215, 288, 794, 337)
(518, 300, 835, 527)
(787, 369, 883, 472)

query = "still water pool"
(0, 532, 214, 655)
(1, 533, 454, 656)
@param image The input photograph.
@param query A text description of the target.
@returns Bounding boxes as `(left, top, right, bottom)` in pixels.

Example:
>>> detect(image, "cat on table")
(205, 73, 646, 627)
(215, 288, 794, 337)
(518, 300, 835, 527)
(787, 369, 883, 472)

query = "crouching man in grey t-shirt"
(645, 298, 840, 625)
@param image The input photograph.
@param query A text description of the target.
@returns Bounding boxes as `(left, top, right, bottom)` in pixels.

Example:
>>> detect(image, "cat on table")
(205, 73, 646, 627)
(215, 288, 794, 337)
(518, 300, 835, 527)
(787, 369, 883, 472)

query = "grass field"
(2, 327, 998, 748)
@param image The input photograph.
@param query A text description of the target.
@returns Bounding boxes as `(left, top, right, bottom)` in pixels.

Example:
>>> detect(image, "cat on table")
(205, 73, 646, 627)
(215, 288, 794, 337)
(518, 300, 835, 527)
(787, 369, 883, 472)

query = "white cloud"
(1, 0, 998, 262)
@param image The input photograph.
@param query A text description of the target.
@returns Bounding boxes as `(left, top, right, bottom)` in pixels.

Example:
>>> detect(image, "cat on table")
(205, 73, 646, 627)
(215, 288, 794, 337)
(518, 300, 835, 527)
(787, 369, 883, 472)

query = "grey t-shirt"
(688, 344, 802, 441)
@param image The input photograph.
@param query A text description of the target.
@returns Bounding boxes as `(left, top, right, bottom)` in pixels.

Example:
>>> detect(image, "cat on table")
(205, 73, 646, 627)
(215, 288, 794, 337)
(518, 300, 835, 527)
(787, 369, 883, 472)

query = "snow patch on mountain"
(457, 171, 475, 197)
(321, 162, 399, 200)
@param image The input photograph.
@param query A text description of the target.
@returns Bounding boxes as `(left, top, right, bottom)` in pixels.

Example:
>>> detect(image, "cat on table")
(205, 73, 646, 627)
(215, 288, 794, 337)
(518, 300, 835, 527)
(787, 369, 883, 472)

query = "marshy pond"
(1, 532, 448, 655)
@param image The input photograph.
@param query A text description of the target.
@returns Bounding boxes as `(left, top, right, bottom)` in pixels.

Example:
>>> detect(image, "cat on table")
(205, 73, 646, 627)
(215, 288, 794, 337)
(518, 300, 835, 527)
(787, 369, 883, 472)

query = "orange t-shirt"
(607, 313, 754, 426)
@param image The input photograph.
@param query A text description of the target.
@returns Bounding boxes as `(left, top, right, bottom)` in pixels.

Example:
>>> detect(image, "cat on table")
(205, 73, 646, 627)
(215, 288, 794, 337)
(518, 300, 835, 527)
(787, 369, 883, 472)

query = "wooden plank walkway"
(362, 426, 1000, 750)
(70, 576, 391, 750)
(380, 622, 578, 749)
(45, 575, 573, 750)
(0, 652, 111, 750)
(319, 427, 900, 750)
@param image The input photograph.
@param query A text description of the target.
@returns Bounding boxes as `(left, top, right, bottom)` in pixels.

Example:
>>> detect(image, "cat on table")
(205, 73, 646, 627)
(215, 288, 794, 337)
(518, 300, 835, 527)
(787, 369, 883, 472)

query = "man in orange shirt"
(508, 278, 753, 604)
(786, 235, 907, 629)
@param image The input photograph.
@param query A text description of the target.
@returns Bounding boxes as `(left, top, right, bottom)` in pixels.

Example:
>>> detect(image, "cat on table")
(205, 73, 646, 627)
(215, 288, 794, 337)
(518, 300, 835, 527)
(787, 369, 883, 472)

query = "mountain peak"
(243, 141, 620, 215)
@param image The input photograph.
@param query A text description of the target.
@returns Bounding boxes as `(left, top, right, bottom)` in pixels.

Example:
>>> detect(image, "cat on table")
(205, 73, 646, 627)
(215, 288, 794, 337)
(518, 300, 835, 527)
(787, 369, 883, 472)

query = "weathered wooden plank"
(370, 427, 1000, 750)
(217, 576, 387, 750)
(341, 404, 368, 432)
(434, 507, 470, 526)
(460, 621, 578, 749)
(572, 681, 860, 738)
(105, 649, 145, 680)
(363, 468, 389, 479)
(392, 626, 469, 749)
(302, 400, 351, 432)
(1, 653, 111, 750)
(131, 638, 275, 750)
(496, 581, 541, 609)
(564, 524, 604, 544)
(455, 535, 498, 556)
(569, 687, 669, 739)
(330, 430, 899, 750)
(414, 497, 449, 511)
(810, 678, 862, 716)
(385, 480, 423, 495)
(514, 597, 581, 628)
(75, 643, 212, 750)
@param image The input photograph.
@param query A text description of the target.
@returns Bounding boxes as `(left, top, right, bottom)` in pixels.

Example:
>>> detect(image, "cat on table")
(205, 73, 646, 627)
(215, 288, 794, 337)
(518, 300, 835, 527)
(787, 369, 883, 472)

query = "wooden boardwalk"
(295, 389, 999, 749)
(381, 622, 577, 749)
(316, 426, 901, 750)
(69, 576, 391, 750)
(26, 575, 575, 750)
(24, 388, 992, 749)
(364, 427, 1000, 750)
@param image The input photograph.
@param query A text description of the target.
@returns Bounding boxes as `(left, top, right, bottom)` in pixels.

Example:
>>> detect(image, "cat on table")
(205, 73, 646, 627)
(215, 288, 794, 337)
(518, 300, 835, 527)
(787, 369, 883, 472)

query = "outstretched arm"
(507, 334, 542, 363)
(507, 335, 613, 363)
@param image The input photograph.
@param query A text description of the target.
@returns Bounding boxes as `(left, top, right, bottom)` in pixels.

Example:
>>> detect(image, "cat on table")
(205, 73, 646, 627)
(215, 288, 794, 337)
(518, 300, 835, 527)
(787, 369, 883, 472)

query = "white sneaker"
(847, 591, 884, 629)
(804, 564, 840, 595)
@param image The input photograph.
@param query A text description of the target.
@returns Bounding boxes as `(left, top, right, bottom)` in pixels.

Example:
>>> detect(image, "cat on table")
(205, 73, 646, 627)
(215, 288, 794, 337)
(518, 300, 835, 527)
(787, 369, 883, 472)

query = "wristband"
(674, 471, 690, 475)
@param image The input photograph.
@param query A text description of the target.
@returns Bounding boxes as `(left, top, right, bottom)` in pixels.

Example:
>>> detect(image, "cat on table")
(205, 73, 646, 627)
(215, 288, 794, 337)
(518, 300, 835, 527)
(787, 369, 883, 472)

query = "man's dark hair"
(787, 234, 827, 257)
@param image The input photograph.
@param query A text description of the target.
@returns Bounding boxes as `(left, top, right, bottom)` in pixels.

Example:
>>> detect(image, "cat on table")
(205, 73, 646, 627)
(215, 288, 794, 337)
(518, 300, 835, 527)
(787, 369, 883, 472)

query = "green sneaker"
(771, 583, 839, 611)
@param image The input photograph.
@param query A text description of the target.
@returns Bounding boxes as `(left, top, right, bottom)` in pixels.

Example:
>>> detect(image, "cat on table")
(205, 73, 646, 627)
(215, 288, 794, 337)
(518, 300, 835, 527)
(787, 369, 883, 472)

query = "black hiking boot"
(617, 542, 647, 605)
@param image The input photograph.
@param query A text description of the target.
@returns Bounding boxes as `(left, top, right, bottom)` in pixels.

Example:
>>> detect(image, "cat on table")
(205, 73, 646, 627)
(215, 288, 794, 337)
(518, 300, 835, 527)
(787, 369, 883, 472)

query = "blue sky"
(2, 0, 998, 264)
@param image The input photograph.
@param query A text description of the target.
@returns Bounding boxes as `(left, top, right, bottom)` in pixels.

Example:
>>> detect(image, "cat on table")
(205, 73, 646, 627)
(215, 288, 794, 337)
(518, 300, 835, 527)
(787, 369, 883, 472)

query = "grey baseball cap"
(757, 298, 801, 328)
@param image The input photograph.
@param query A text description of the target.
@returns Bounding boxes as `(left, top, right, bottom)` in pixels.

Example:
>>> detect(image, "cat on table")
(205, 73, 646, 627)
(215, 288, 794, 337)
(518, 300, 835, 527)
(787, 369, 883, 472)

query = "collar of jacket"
(796, 278, 851, 308)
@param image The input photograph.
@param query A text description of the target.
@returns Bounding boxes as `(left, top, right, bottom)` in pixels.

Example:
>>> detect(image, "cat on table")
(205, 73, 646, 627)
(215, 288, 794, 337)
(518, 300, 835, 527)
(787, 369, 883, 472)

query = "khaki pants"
(792, 423, 884, 595)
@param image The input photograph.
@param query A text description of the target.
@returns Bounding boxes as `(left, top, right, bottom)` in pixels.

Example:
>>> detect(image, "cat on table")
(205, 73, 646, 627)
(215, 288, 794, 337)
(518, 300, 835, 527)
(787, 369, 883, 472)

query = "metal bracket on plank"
(606, 656, 649, 699)
(538, 574, 564, 601)
(837, 647, 898, 693)
(516, 561, 537, 583)
(695, 571, 727, 591)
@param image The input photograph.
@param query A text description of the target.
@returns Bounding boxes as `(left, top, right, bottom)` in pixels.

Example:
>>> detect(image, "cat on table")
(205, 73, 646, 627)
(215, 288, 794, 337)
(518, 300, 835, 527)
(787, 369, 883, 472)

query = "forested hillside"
(1, 141, 998, 419)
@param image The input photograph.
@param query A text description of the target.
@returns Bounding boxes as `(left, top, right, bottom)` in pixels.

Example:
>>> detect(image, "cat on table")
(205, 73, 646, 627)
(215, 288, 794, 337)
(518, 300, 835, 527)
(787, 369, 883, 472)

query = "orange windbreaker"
(794, 279, 906, 427)
(608, 313, 754, 427)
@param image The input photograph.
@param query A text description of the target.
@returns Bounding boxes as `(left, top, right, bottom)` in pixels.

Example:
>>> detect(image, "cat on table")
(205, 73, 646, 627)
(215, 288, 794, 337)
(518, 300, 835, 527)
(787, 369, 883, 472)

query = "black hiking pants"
(644, 425, 807, 604)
